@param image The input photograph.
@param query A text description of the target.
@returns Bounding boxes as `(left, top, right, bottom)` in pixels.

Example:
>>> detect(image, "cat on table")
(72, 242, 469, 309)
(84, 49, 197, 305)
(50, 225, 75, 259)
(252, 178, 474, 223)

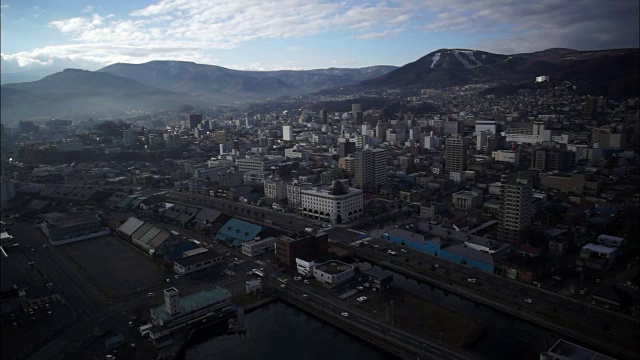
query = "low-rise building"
(173, 250, 224, 276)
(296, 258, 315, 277)
(576, 243, 617, 270)
(41, 213, 109, 245)
(363, 267, 393, 291)
(313, 260, 354, 287)
(241, 236, 275, 257)
(452, 190, 482, 209)
(148, 287, 233, 344)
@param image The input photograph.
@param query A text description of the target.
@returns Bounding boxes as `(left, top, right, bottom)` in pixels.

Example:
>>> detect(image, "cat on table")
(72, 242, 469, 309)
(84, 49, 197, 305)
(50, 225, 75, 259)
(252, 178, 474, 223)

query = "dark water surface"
(184, 302, 397, 360)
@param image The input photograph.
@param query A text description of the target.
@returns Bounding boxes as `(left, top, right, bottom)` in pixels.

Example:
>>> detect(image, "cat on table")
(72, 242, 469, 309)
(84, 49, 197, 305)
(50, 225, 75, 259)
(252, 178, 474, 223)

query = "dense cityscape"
(2, 66, 639, 360)
(1, 1, 639, 360)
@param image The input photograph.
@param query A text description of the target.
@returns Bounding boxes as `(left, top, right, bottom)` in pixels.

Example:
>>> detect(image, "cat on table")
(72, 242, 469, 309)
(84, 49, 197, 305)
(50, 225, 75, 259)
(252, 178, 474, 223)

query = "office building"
(283, 125, 293, 141)
(319, 109, 328, 124)
(352, 104, 363, 124)
(443, 120, 462, 135)
(445, 135, 467, 173)
(188, 114, 203, 129)
(530, 147, 576, 172)
(164, 133, 181, 149)
(354, 148, 388, 188)
(264, 178, 287, 203)
(498, 174, 533, 243)
(236, 157, 281, 173)
(123, 127, 136, 147)
(338, 141, 356, 158)
(300, 181, 363, 224)
(475, 120, 498, 134)
(275, 232, 329, 268)
(242, 236, 275, 257)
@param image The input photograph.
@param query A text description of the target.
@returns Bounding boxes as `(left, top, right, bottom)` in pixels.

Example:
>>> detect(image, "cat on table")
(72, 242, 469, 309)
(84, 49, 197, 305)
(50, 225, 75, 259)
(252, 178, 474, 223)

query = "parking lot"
(58, 235, 163, 298)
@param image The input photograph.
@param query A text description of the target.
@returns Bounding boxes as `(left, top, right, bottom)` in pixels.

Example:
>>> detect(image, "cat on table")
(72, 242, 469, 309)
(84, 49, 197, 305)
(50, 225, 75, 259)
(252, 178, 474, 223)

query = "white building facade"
(300, 182, 363, 224)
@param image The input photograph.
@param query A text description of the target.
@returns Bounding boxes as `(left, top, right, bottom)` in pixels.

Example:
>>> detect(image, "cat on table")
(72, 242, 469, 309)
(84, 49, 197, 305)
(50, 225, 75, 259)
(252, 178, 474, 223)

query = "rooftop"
(546, 339, 615, 360)
(150, 286, 231, 322)
(175, 250, 222, 267)
(47, 213, 100, 228)
(314, 260, 353, 275)
(118, 217, 145, 236)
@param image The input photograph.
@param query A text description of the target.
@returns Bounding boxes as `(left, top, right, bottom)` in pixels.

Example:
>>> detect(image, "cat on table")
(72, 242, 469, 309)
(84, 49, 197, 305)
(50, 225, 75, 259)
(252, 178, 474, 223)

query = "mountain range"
(1, 47, 637, 120)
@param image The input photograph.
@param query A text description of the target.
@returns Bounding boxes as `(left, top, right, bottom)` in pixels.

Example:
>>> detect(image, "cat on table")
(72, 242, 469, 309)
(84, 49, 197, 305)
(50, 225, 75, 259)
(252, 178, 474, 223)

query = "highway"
(341, 237, 640, 359)
(270, 278, 474, 360)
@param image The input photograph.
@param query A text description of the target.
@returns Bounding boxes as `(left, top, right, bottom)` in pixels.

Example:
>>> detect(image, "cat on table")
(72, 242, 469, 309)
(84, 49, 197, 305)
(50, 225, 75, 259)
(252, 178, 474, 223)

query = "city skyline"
(1, 0, 639, 74)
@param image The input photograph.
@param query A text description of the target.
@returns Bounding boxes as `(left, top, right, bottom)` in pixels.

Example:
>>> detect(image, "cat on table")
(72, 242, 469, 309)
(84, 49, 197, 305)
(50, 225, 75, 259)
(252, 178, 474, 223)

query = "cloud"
(423, 0, 639, 53)
(3, 0, 415, 69)
(2, 0, 637, 70)
(356, 27, 405, 40)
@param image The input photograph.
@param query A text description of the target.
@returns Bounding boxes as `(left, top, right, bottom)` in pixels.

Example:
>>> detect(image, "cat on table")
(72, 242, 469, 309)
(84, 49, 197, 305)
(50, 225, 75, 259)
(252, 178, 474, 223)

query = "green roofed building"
(147, 287, 234, 343)
(216, 218, 262, 247)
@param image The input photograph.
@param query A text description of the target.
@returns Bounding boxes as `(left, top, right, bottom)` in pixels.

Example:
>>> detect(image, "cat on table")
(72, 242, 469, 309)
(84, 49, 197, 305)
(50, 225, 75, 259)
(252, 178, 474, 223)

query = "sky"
(1, 0, 638, 74)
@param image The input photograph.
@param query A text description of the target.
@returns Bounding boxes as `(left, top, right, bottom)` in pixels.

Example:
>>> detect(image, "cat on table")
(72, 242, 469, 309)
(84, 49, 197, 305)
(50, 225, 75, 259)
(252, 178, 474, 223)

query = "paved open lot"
(58, 235, 162, 299)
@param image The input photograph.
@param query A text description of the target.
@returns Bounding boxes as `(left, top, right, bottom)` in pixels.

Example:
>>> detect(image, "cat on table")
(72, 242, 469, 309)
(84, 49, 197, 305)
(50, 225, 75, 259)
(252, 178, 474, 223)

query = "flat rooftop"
(47, 213, 100, 228)
(314, 261, 353, 275)
(174, 250, 222, 267)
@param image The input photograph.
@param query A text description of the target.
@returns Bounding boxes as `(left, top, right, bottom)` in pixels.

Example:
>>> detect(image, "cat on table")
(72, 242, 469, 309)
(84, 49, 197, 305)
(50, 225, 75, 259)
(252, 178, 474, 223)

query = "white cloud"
(3, 0, 415, 69)
(3, 0, 636, 70)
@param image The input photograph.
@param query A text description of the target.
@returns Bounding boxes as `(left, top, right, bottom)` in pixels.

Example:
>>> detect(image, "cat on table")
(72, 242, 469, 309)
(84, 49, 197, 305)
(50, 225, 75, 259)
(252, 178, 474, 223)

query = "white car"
(363, 283, 370, 288)
(357, 296, 368, 302)
(524, 298, 533, 303)
(148, 292, 155, 297)
(341, 312, 349, 317)
(302, 294, 309, 299)
(294, 277, 302, 281)
(400, 249, 408, 253)
(166, 278, 171, 283)
(280, 284, 286, 288)
(356, 286, 364, 291)
(174, 274, 180, 279)
(467, 278, 477, 283)
(303, 280, 310, 284)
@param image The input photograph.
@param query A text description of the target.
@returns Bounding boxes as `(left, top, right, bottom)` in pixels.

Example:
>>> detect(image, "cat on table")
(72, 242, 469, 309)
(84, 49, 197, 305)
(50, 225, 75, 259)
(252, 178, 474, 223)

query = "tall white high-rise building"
(283, 125, 293, 141)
